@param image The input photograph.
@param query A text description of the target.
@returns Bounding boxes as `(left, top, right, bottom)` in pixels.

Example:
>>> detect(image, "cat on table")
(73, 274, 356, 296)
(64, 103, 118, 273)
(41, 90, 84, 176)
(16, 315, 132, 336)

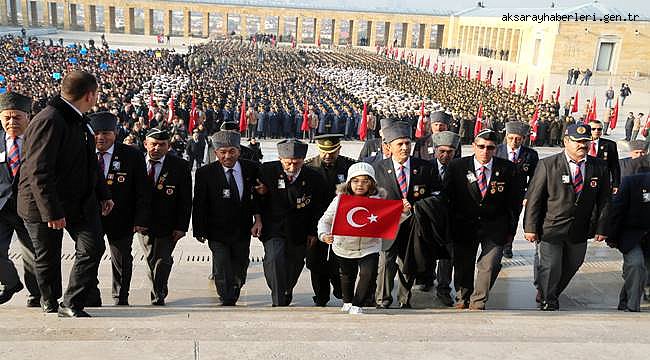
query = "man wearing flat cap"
(495, 121, 539, 259)
(373, 122, 441, 309)
(89, 111, 150, 306)
(18, 71, 113, 317)
(413, 110, 462, 162)
(525, 124, 610, 311)
(257, 139, 326, 306)
(619, 140, 649, 178)
(305, 134, 356, 306)
(192, 130, 263, 306)
(0, 92, 41, 307)
(137, 128, 192, 306)
(358, 118, 393, 161)
(444, 129, 520, 310)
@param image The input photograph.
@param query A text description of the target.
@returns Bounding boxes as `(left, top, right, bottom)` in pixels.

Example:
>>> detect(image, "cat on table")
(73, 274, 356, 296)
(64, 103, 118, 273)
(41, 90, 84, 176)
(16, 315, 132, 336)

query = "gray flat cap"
(432, 131, 460, 149)
(505, 121, 530, 137)
(430, 110, 451, 125)
(629, 140, 649, 152)
(383, 122, 411, 144)
(277, 139, 308, 159)
(211, 130, 241, 149)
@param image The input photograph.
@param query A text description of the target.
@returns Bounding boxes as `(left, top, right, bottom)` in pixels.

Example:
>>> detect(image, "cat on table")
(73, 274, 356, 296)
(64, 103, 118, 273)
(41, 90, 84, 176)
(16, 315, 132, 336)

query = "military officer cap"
(629, 140, 649, 152)
(220, 121, 239, 131)
(314, 134, 343, 153)
(430, 110, 451, 125)
(146, 128, 170, 140)
(505, 121, 530, 137)
(433, 131, 460, 149)
(475, 129, 498, 143)
(277, 139, 308, 159)
(211, 130, 240, 149)
(0, 92, 32, 113)
(88, 111, 117, 132)
(383, 122, 411, 144)
(564, 124, 591, 141)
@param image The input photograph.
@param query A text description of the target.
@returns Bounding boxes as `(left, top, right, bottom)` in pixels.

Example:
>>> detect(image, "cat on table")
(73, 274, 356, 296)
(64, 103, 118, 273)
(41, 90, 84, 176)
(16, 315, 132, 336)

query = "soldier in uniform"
(305, 134, 356, 306)
(138, 128, 192, 305)
(619, 140, 649, 178)
(445, 129, 520, 310)
(587, 119, 620, 192)
(0, 92, 41, 307)
(608, 172, 650, 312)
(192, 130, 263, 306)
(494, 121, 539, 259)
(89, 112, 150, 306)
(413, 111, 462, 162)
(257, 139, 326, 306)
(524, 124, 610, 311)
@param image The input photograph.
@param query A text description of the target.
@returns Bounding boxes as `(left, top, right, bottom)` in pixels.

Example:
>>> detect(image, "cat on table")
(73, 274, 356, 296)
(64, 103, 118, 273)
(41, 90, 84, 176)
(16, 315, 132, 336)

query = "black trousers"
(25, 212, 104, 310)
(262, 237, 306, 306)
(306, 240, 342, 304)
(0, 207, 40, 299)
(107, 232, 136, 301)
(208, 239, 250, 304)
(337, 253, 379, 307)
(137, 233, 176, 302)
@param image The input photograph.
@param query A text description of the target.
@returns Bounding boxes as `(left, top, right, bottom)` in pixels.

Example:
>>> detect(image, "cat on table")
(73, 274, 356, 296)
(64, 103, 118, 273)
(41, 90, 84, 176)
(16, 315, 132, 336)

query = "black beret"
(146, 128, 170, 140)
(88, 111, 117, 132)
(475, 129, 498, 142)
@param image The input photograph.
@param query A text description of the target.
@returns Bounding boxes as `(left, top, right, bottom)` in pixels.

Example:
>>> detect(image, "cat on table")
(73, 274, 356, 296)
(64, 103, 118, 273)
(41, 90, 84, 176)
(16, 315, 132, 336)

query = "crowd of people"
(0, 32, 649, 317)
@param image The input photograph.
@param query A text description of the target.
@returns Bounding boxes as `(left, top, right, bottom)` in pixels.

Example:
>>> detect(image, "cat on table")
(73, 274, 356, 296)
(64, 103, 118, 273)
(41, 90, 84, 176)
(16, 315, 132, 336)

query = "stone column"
(424, 24, 433, 49)
(223, 12, 228, 37)
(83, 4, 93, 31)
(183, 9, 190, 37)
(163, 9, 172, 36)
(0, 0, 7, 25)
(49, 2, 56, 27)
(62, 1, 70, 29)
(349, 19, 358, 46)
(40, 0, 49, 26)
(331, 18, 339, 45)
(144, 9, 153, 35)
(313, 17, 320, 44)
(8, 0, 17, 24)
(105, 6, 115, 33)
(201, 12, 209, 38)
(402, 23, 411, 48)
(21, 0, 30, 26)
(295, 16, 302, 43)
(385, 21, 393, 47)
(240, 13, 247, 38)
(124, 7, 134, 34)
(70, 3, 78, 28)
(30, 1, 38, 26)
(277, 15, 285, 40)
(510, 29, 520, 62)
(366, 20, 373, 46)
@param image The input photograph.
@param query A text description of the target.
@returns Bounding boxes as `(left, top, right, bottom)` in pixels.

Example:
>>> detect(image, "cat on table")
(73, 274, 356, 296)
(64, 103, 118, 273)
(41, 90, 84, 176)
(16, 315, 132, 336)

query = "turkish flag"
(331, 195, 403, 239)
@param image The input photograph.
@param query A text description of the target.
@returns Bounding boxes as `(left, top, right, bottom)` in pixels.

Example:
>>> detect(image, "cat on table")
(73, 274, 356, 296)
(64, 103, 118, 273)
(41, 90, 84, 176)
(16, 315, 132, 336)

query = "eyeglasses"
(591, 128, 603, 131)
(475, 144, 496, 150)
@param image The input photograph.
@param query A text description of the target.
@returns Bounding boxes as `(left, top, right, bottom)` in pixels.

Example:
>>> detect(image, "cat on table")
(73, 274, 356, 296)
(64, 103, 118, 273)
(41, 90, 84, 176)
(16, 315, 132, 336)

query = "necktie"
(439, 164, 447, 181)
(7, 137, 20, 178)
(571, 160, 584, 195)
(397, 165, 408, 198)
(589, 142, 597, 157)
(97, 152, 106, 175)
(477, 166, 488, 198)
(148, 160, 159, 182)
(510, 151, 517, 163)
(286, 174, 294, 184)
(226, 168, 240, 202)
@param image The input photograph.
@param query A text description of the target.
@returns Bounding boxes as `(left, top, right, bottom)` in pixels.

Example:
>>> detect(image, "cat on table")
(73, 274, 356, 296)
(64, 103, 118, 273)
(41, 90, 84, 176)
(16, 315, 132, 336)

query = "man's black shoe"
(114, 298, 129, 306)
(58, 303, 91, 318)
(503, 248, 514, 259)
(26, 296, 41, 308)
(0, 282, 23, 304)
(399, 303, 412, 309)
(437, 293, 454, 307)
(539, 301, 559, 311)
(375, 304, 390, 309)
(151, 298, 165, 306)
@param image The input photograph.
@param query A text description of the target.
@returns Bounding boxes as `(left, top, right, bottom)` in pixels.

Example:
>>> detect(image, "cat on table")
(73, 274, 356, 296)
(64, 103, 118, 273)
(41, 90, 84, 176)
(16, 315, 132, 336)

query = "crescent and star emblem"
(346, 207, 378, 228)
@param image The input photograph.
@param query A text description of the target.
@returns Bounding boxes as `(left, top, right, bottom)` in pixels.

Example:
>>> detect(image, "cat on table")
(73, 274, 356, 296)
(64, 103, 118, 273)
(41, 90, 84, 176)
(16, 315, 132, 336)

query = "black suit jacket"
(0, 130, 19, 212)
(18, 95, 110, 223)
(357, 138, 382, 161)
(148, 154, 192, 237)
(258, 161, 326, 244)
(444, 156, 520, 245)
(373, 157, 442, 250)
(192, 159, 261, 243)
(608, 173, 650, 254)
(494, 144, 539, 186)
(412, 135, 461, 162)
(594, 138, 621, 188)
(524, 153, 610, 244)
(619, 155, 650, 178)
(101, 143, 150, 238)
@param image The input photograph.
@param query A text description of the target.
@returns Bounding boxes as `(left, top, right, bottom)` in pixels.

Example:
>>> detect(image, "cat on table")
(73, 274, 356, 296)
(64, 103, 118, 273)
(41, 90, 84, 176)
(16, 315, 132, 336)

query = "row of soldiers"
(1, 71, 649, 316)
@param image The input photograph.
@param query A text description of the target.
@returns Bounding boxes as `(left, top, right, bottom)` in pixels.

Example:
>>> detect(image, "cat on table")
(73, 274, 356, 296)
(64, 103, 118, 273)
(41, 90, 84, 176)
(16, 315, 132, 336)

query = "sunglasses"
(591, 128, 603, 131)
(475, 144, 496, 150)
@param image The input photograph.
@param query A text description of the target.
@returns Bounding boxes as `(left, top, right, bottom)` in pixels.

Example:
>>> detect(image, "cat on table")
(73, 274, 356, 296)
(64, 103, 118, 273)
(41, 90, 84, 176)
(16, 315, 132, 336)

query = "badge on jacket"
(223, 189, 231, 199)
(278, 179, 285, 189)
(642, 191, 650, 203)
(562, 175, 571, 184)
(112, 161, 121, 171)
(337, 174, 345, 183)
(466, 171, 477, 183)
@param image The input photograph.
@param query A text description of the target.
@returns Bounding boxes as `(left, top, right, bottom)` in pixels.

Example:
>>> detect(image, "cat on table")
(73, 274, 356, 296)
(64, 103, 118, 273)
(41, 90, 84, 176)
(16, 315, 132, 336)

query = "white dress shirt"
(473, 157, 493, 184)
(223, 161, 244, 199)
(564, 152, 586, 182)
(146, 154, 166, 182)
(508, 146, 521, 162)
(96, 144, 114, 178)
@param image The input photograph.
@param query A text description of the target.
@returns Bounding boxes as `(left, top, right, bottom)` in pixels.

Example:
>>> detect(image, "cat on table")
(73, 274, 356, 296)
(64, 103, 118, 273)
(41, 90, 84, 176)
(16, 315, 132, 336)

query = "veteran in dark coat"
(192, 130, 263, 306)
(445, 129, 520, 310)
(494, 121, 539, 258)
(373, 122, 441, 309)
(258, 139, 326, 306)
(608, 173, 650, 312)
(0, 92, 40, 307)
(89, 112, 150, 306)
(619, 140, 649, 178)
(587, 120, 620, 190)
(137, 128, 192, 306)
(412, 111, 462, 162)
(524, 124, 611, 311)
(305, 134, 356, 306)
(18, 71, 113, 317)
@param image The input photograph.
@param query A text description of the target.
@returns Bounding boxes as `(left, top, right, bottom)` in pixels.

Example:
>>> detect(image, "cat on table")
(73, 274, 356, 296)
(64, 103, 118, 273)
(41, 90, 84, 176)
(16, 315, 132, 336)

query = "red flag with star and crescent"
(331, 195, 403, 239)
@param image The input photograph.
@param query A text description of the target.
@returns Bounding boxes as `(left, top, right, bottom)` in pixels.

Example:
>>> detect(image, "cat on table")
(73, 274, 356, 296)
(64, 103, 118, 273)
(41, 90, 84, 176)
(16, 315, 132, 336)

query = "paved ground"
(2, 27, 650, 360)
